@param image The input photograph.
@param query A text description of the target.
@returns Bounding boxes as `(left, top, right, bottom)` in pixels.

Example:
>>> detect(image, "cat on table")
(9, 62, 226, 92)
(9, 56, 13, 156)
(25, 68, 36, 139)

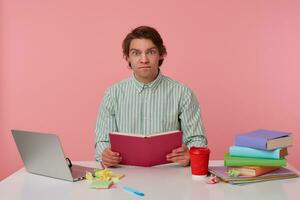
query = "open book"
(109, 130, 183, 167)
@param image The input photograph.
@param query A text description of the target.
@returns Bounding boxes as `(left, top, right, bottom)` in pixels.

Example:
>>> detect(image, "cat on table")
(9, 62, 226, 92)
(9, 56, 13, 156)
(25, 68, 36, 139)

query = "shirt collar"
(131, 71, 163, 93)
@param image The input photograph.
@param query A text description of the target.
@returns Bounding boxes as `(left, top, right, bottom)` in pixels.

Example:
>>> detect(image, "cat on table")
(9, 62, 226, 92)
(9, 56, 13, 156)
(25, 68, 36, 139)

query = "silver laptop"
(12, 129, 99, 182)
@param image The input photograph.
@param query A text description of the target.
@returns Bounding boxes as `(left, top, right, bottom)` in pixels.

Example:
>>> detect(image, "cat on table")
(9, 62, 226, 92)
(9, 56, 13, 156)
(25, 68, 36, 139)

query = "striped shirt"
(95, 72, 207, 161)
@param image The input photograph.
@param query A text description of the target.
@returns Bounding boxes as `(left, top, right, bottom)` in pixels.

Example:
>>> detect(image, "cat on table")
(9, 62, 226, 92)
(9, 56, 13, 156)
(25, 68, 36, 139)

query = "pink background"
(1, 0, 300, 180)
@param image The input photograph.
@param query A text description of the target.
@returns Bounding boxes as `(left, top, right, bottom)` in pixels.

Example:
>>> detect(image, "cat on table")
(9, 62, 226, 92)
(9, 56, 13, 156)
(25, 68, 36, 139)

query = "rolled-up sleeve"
(94, 89, 117, 161)
(179, 88, 207, 148)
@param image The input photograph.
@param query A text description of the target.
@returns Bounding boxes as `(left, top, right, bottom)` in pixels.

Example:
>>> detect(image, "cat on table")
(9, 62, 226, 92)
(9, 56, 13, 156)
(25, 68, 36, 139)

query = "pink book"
(109, 130, 183, 167)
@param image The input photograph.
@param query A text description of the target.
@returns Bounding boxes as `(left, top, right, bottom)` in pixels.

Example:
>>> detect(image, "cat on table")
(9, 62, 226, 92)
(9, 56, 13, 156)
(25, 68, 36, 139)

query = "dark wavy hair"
(122, 26, 167, 67)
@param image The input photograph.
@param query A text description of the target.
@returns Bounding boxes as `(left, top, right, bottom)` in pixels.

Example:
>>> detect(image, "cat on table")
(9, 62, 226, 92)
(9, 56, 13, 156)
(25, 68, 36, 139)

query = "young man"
(95, 26, 207, 167)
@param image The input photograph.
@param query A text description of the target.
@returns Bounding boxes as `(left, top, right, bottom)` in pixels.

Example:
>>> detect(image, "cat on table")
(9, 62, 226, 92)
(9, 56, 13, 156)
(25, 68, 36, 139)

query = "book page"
(110, 130, 181, 138)
(109, 132, 145, 137)
(267, 136, 292, 149)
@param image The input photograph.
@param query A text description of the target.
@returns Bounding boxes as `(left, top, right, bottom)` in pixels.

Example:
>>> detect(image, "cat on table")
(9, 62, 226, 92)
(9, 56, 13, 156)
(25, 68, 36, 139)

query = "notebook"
(12, 129, 99, 182)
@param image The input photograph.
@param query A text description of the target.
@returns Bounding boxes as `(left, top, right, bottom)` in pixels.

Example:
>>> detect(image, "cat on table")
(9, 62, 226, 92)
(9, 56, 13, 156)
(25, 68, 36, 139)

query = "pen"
(123, 186, 145, 197)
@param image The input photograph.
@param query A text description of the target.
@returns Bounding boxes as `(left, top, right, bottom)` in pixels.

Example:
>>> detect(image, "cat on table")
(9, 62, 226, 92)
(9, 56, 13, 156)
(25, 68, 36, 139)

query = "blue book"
(229, 146, 288, 159)
(235, 129, 292, 150)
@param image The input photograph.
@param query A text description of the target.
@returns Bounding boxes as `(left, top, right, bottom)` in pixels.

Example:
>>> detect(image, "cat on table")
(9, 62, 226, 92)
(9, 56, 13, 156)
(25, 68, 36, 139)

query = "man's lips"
(138, 66, 151, 69)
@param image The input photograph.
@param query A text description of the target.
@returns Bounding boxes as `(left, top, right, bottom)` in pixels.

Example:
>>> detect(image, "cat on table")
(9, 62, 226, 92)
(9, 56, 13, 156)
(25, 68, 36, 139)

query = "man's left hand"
(166, 145, 190, 166)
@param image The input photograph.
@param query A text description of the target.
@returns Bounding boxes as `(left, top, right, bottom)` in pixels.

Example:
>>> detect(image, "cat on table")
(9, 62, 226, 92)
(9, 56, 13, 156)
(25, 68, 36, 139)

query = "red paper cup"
(189, 147, 210, 180)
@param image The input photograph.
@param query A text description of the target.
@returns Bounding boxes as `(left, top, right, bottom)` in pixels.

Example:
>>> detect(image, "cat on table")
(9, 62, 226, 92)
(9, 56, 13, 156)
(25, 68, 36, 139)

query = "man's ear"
(124, 56, 131, 68)
(124, 55, 129, 62)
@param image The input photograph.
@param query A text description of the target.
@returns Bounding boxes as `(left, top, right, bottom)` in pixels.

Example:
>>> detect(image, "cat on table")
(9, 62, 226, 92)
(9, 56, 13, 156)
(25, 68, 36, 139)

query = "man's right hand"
(101, 148, 122, 167)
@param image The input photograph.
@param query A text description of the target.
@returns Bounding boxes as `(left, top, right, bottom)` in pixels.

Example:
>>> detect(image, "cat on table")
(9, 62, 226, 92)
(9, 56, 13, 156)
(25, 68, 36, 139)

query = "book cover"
(229, 146, 288, 159)
(209, 166, 298, 184)
(224, 153, 287, 167)
(109, 130, 183, 167)
(235, 129, 292, 150)
(227, 166, 280, 177)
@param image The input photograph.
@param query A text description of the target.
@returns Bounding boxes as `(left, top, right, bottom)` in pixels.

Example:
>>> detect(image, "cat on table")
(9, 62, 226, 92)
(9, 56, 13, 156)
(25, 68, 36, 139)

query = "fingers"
(173, 157, 190, 166)
(171, 145, 188, 154)
(166, 145, 188, 158)
(166, 145, 190, 166)
(166, 152, 189, 161)
(167, 154, 190, 166)
(166, 152, 185, 159)
(101, 148, 122, 167)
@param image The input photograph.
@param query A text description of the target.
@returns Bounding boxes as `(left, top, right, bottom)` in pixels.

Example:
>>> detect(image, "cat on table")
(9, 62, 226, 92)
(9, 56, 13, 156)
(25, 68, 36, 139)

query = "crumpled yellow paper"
(85, 171, 94, 180)
(85, 168, 125, 189)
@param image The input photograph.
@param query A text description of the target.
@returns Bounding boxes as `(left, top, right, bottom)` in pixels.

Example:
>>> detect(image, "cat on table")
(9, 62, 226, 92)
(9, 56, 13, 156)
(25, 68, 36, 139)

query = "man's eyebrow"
(129, 48, 141, 52)
(147, 47, 158, 51)
(129, 47, 158, 52)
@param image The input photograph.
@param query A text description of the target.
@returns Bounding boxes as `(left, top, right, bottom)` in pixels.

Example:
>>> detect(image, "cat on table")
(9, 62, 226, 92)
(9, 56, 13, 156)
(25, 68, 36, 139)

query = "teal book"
(229, 146, 288, 159)
(224, 153, 287, 167)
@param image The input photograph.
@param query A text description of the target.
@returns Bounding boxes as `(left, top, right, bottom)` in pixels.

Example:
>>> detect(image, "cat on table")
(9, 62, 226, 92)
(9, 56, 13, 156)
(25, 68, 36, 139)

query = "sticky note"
(85, 169, 125, 189)
(85, 172, 94, 180)
(89, 180, 113, 189)
(228, 169, 240, 177)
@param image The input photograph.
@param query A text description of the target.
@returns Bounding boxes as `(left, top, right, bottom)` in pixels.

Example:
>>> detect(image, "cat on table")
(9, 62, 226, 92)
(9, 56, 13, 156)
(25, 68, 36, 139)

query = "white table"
(1, 160, 299, 200)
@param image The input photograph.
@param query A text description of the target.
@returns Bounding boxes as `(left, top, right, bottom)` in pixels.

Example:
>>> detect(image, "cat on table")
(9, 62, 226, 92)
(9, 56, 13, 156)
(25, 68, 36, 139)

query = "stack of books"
(210, 129, 298, 184)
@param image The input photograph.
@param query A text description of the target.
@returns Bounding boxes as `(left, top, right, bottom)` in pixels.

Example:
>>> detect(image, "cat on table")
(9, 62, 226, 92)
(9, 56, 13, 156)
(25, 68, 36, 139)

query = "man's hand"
(101, 147, 122, 167)
(166, 145, 190, 166)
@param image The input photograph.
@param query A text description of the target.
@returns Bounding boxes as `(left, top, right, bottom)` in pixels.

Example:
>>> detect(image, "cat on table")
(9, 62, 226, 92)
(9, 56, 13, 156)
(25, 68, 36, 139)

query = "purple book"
(235, 129, 291, 150)
(209, 166, 298, 184)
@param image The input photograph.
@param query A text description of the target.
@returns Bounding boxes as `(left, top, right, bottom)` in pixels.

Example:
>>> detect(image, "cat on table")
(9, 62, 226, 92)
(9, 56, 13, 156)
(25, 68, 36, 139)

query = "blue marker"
(123, 186, 145, 197)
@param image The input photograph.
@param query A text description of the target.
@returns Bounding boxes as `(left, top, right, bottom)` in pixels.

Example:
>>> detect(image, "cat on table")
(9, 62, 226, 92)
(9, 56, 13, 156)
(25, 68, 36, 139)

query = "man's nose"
(140, 53, 149, 63)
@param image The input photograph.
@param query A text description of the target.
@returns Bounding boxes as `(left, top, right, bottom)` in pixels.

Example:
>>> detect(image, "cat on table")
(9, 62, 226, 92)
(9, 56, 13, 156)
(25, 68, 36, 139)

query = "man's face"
(126, 38, 163, 84)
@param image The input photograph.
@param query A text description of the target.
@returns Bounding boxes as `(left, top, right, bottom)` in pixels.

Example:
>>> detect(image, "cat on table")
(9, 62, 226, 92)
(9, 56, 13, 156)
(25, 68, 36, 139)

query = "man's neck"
(134, 70, 160, 84)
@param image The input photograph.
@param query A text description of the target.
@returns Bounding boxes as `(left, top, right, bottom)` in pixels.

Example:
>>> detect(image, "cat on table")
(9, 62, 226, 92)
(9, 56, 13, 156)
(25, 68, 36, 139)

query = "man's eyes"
(130, 49, 158, 56)
(131, 51, 141, 56)
(148, 49, 157, 54)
